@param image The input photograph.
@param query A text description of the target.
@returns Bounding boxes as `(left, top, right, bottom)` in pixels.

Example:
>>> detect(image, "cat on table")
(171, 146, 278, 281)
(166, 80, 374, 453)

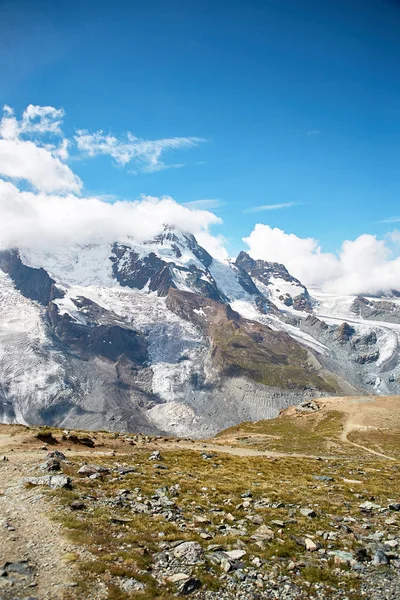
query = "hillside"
(217, 395, 400, 460)
(0, 397, 400, 600)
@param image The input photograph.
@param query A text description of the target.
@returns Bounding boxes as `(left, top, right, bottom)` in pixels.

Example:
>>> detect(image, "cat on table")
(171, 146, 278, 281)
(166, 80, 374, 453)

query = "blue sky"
(1, 0, 400, 257)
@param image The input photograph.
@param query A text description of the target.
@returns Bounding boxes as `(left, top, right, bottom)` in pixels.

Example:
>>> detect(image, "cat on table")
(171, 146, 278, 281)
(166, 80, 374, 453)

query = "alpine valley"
(1, 225, 400, 438)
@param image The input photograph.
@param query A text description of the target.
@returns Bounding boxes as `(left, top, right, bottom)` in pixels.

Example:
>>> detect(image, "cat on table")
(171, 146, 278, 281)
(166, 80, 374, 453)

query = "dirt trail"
(173, 440, 331, 460)
(0, 454, 78, 600)
(339, 421, 396, 461)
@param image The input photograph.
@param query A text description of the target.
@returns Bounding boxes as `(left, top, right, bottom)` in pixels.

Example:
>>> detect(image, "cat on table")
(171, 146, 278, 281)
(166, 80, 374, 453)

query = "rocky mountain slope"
(0, 398, 399, 600)
(1, 226, 400, 436)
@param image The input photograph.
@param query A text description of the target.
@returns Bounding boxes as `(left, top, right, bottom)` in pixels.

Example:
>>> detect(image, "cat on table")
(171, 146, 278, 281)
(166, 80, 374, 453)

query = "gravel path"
(0, 455, 77, 600)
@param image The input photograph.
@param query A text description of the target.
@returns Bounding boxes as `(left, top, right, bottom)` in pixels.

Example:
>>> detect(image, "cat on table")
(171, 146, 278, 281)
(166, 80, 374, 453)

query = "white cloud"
(377, 216, 400, 224)
(0, 138, 81, 193)
(0, 104, 206, 194)
(243, 202, 300, 214)
(1, 104, 65, 140)
(196, 231, 228, 261)
(307, 130, 322, 136)
(0, 180, 224, 255)
(0, 105, 80, 193)
(75, 130, 206, 173)
(387, 230, 400, 245)
(21, 105, 65, 136)
(244, 224, 400, 295)
(0, 104, 225, 256)
(182, 199, 224, 210)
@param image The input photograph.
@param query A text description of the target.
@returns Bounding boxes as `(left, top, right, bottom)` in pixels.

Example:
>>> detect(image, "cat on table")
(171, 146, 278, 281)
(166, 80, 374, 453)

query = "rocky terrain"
(1, 225, 400, 436)
(0, 395, 399, 599)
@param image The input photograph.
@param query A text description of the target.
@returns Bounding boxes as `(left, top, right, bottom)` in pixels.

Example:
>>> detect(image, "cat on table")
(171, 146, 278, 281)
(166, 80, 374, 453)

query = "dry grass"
(47, 446, 399, 599)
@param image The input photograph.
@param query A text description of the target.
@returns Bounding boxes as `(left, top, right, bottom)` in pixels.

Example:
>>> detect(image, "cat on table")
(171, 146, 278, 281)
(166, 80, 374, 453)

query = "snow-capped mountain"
(1, 225, 400, 437)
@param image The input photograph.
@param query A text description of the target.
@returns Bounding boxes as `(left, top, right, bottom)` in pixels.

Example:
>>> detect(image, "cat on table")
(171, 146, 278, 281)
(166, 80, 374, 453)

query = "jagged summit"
(236, 251, 302, 285)
(235, 251, 313, 312)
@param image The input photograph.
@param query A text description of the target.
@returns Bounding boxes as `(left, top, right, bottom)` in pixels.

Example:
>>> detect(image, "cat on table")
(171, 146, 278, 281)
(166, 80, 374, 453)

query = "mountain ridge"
(1, 227, 400, 436)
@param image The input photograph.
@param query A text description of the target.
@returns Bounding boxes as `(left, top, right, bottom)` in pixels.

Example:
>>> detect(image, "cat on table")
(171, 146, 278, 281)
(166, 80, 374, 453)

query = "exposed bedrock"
(0, 249, 64, 305)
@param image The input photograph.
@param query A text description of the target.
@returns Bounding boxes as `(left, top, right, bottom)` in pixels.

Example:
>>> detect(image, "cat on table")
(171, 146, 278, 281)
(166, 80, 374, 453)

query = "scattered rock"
(250, 525, 274, 541)
(300, 508, 317, 518)
(2, 560, 33, 576)
(70, 500, 86, 511)
(22, 475, 72, 489)
(173, 541, 204, 564)
(225, 549, 246, 560)
(373, 549, 390, 566)
(46, 450, 66, 461)
(313, 475, 334, 482)
(77, 464, 109, 477)
(178, 577, 202, 594)
(149, 450, 163, 461)
(296, 400, 319, 412)
(360, 501, 382, 512)
(304, 538, 318, 552)
(64, 434, 95, 447)
(331, 550, 355, 567)
(39, 458, 61, 472)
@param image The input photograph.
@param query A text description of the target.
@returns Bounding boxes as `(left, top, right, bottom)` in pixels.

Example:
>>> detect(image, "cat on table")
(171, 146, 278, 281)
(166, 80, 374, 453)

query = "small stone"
(173, 541, 204, 564)
(270, 520, 285, 528)
(305, 538, 318, 552)
(330, 550, 354, 567)
(167, 573, 190, 584)
(300, 508, 317, 518)
(355, 548, 370, 562)
(313, 475, 334, 482)
(110, 516, 134, 524)
(221, 558, 232, 572)
(251, 525, 274, 541)
(241, 490, 252, 498)
(194, 515, 211, 524)
(70, 500, 86, 511)
(39, 458, 61, 472)
(372, 549, 389, 566)
(388, 503, 400, 511)
(225, 549, 246, 560)
(23, 475, 72, 489)
(46, 450, 66, 460)
(178, 577, 202, 595)
(359, 501, 381, 512)
(77, 464, 109, 477)
(119, 578, 145, 593)
(149, 450, 162, 461)
(3, 561, 33, 576)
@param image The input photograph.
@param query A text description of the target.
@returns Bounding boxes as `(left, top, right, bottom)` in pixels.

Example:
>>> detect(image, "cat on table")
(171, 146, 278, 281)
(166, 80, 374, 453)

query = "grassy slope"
(217, 396, 400, 459)
(51, 443, 398, 600)
(210, 320, 338, 393)
(216, 410, 350, 455)
(4, 394, 400, 599)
